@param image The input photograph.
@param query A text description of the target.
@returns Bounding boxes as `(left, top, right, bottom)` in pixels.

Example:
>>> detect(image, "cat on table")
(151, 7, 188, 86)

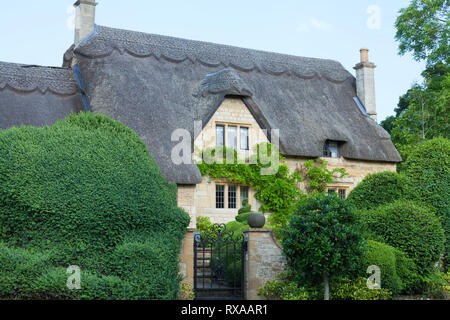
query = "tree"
(395, 0, 450, 66)
(281, 195, 366, 300)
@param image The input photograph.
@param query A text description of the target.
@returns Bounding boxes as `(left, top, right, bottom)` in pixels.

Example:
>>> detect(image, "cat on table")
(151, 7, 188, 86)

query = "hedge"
(402, 138, 450, 266)
(347, 171, 408, 210)
(361, 200, 445, 275)
(0, 112, 190, 299)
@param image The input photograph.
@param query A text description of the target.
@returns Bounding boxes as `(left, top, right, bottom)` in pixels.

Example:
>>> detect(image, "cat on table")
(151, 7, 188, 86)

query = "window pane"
(329, 142, 339, 158)
(216, 185, 224, 208)
(240, 127, 249, 150)
(339, 189, 346, 199)
(240, 186, 249, 207)
(228, 126, 237, 149)
(228, 186, 237, 209)
(328, 189, 336, 196)
(216, 125, 225, 147)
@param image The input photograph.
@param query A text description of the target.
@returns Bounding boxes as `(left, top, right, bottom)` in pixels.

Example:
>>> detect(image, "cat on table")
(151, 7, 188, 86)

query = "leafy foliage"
(402, 137, 450, 265)
(0, 112, 190, 299)
(197, 143, 304, 227)
(281, 195, 366, 294)
(361, 200, 445, 275)
(363, 240, 403, 296)
(395, 0, 449, 65)
(330, 277, 392, 300)
(347, 171, 408, 210)
(300, 159, 347, 194)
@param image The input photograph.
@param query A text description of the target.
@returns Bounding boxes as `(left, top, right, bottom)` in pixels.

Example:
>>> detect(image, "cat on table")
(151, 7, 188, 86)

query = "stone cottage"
(0, 1, 401, 227)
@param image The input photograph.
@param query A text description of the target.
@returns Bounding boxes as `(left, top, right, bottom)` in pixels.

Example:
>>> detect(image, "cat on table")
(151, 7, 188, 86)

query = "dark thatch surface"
(73, 25, 401, 184)
(0, 61, 83, 129)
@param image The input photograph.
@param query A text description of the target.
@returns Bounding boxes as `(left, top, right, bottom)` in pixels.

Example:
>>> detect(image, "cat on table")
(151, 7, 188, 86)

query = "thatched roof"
(73, 26, 401, 184)
(0, 61, 83, 128)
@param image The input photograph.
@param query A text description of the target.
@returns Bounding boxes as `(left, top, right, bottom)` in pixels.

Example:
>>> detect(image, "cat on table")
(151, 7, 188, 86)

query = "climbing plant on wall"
(196, 143, 347, 228)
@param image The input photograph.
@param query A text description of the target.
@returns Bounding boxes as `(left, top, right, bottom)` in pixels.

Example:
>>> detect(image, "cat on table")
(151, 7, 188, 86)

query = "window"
(216, 185, 225, 208)
(228, 186, 237, 209)
(216, 125, 225, 147)
(328, 188, 347, 199)
(323, 141, 340, 158)
(240, 186, 249, 207)
(228, 126, 237, 149)
(240, 127, 249, 150)
(215, 185, 250, 209)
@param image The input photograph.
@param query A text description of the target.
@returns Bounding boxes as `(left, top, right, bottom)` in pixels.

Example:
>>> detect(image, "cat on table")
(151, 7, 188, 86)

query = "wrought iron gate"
(194, 224, 248, 300)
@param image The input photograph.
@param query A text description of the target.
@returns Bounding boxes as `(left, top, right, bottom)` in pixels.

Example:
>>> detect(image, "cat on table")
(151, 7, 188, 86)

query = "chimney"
(74, 0, 97, 46)
(354, 48, 377, 121)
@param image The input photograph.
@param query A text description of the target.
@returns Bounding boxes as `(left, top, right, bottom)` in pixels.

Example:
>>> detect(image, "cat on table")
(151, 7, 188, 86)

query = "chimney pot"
(360, 48, 369, 63)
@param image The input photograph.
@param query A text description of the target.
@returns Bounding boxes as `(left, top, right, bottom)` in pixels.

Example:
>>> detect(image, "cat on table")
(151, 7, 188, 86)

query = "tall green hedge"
(0, 112, 190, 299)
(402, 137, 450, 266)
(348, 171, 408, 210)
(361, 200, 445, 275)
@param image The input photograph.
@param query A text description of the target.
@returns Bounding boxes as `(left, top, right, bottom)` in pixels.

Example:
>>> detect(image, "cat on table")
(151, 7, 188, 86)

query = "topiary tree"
(0, 112, 190, 299)
(236, 198, 252, 224)
(362, 200, 445, 275)
(281, 194, 366, 300)
(402, 137, 450, 269)
(348, 171, 408, 210)
(363, 240, 403, 296)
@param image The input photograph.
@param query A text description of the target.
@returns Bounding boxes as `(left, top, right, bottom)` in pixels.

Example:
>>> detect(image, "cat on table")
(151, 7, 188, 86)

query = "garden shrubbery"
(402, 138, 450, 264)
(348, 171, 408, 210)
(0, 112, 190, 299)
(361, 200, 445, 275)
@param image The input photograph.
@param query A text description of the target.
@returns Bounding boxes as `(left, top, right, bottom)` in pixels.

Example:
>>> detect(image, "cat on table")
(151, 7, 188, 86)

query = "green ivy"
(197, 143, 347, 227)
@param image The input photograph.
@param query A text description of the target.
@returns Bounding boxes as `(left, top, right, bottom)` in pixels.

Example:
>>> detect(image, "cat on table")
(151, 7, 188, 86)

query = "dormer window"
(216, 124, 250, 150)
(323, 141, 340, 158)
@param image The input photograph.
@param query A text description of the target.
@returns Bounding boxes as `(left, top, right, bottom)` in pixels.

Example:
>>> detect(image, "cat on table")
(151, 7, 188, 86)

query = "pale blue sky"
(0, 0, 425, 122)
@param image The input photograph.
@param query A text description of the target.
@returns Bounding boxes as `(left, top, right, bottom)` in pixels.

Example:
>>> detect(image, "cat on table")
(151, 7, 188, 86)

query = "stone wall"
(285, 156, 397, 195)
(243, 228, 287, 300)
(179, 228, 195, 290)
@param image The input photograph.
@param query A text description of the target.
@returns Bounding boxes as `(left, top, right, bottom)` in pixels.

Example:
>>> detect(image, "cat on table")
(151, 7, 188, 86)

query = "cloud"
(296, 18, 334, 33)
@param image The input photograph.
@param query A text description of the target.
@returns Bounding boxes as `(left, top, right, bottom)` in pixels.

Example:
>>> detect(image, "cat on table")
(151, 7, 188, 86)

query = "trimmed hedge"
(361, 200, 445, 275)
(348, 172, 408, 210)
(0, 112, 190, 299)
(402, 138, 450, 265)
(362, 240, 402, 295)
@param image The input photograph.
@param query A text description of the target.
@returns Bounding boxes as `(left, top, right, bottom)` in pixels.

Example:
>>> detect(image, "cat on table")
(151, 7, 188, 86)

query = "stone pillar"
(354, 48, 377, 121)
(243, 228, 287, 300)
(74, 0, 97, 46)
(179, 228, 195, 288)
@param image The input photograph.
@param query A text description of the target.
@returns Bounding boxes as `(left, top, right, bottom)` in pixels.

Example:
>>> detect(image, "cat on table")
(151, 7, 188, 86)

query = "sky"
(0, 0, 426, 122)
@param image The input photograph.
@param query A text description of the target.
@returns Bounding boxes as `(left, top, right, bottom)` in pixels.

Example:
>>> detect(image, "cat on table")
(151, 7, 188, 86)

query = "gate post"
(243, 228, 287, 300)
(179, 228, 195, 291)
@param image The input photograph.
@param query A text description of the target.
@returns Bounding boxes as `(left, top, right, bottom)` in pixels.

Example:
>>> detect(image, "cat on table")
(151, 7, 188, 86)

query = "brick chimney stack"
(74, 0, 97, 46)
(354, 48, 377, 121)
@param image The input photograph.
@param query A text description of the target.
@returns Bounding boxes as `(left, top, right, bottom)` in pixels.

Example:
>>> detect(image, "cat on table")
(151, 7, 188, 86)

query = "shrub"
(402, 138, 450, 266)
(392, 248, 421, 294)
(361, 200, 445, 275)
(331, 277, 392, 300)
(347, 172, 408, 210)
(236, 198, 252, 224)
(257, 279, 311, 300)
(0, 112, 190, 299)
(363, 240, 403, 296)
(281, 194, 366, 299)
(196, 216, 213, 233)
